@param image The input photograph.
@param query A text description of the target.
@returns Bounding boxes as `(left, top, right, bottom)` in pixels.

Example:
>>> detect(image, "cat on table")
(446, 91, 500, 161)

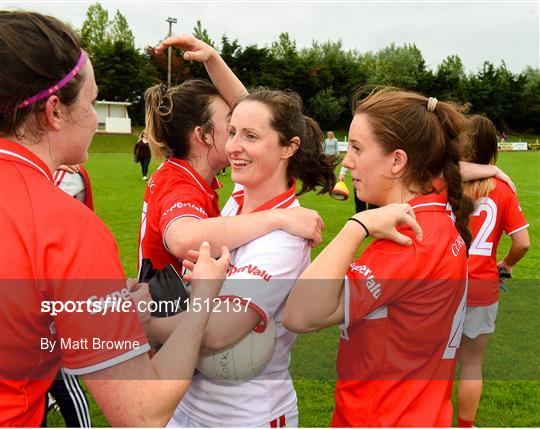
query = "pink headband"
(17, 51, 88, 110)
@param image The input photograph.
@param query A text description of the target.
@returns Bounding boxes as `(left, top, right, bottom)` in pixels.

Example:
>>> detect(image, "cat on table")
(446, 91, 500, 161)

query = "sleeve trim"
(218, 295, 269, 333)
(162, 214, 203, 253)
(63, 343, 150, 376)
(507, 224, 529, 236)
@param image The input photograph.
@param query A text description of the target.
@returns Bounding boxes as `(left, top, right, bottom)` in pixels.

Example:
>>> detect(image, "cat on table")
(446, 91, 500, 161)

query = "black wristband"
(348, 217, 370, 237)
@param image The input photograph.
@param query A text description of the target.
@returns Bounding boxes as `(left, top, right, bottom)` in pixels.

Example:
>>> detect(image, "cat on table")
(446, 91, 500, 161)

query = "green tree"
(309, 87, 347, 126)
(193, 20, 215, 48)
(433, 54, 467, 101)
(270, 33, 297, 60)
(110, 10, 135, 47)
(80, 2, 157, 125)
(81, 2, 109, 51)
(368, 43, 430, 91)
(521, 67, 540, 133)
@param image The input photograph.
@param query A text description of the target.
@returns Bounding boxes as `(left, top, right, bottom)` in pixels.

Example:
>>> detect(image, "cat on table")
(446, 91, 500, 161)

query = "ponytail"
(144, 84, 172, 159)
(289, 115, 339, 195)
(443, 159, 475, 251)
(433, 103, 475, 251)
(144, 79, 219, 160)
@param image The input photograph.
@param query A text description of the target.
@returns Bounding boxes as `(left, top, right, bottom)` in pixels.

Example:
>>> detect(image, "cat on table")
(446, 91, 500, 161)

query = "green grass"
(46, 146, 539, 427)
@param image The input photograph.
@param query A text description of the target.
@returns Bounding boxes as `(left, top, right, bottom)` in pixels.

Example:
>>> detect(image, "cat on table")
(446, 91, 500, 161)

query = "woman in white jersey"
(164, 87, 340, 427)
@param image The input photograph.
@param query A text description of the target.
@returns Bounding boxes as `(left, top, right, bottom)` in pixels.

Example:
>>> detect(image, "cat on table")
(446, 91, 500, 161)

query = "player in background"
(53, 163, 94, 209)
(284, 89, 474, 427)
(0, 10, 231, 427)
(456, 115, 530, 428)
(138, 35, 324, 280)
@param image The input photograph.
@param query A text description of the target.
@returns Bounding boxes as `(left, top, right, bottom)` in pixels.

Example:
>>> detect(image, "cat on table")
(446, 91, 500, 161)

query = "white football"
(197, 317, 276, 383)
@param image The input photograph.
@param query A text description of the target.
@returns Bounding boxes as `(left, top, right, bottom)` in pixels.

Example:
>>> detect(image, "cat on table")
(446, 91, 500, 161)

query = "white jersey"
(53, 169, 86, 202)
(172, 183, 310, 427)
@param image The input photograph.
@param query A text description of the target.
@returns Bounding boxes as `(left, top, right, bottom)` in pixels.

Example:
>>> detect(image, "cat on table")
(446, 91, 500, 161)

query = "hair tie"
(427, 97, 438, 112)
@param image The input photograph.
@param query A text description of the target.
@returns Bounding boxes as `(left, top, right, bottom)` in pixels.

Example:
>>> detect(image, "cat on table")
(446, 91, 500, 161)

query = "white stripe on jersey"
(0, 149, 51, 181)
(508, 224, 529, 235)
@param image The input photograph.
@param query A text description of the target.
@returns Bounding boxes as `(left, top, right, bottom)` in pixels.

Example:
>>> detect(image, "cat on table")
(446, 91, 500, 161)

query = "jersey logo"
(228, 263, 272, 282)
(451, 234, 466, 257)
(148, 177, 157, 193)
(349, 263, 382, 300)
(162, 201, 207, 218)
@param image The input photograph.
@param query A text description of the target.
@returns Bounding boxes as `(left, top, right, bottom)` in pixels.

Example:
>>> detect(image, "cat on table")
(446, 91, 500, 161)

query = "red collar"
(0, 138, 53, 181)
(231, 180, 297, 213)
(166, 157, 222, 198)
(408, 193, 448, 214)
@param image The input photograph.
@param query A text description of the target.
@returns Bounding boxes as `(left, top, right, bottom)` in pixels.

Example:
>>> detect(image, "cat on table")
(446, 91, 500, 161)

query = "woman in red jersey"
(0, 11, 231, 427)
(285, 89, 475, 427)
(456, 115, 530, 428)
(138, 35, 325, 278)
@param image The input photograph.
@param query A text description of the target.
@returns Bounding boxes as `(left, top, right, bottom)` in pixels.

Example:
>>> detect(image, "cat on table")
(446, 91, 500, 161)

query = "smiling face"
(342, 113, 398, 206)
(226, 100, 293, 193)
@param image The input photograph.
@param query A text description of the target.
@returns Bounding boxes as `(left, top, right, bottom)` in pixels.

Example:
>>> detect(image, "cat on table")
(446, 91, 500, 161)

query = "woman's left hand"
(353, 203, 423, 246)
(155, 34, 216, 63)
(57, 164, 80, 174)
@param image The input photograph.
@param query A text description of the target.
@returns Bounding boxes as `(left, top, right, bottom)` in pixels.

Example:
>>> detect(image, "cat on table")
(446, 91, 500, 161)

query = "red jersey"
(0, 139, 149, 427)
(138, 157, 221, 272)
(332, 193, 468, 427)
(467, 178, 528, 306)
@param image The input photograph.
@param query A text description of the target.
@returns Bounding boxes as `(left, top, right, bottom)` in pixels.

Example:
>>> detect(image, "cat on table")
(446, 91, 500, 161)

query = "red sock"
(458, 417, 474, 427)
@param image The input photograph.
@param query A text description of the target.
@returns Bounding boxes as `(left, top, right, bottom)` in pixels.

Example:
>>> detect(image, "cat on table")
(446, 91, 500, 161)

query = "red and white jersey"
(0, 139, 149, 427)
(467, 178, 528, 306)
(138, 157, 222, 273)
(178, 182, 311, 427)
(53, 166, 94, 210)
(332, 193, 468, 427)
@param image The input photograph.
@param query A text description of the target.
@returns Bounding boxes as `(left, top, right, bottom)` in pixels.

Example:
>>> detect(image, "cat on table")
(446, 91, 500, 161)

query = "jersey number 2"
(469, 197, 497, 256)
(442, 281, 468, 360)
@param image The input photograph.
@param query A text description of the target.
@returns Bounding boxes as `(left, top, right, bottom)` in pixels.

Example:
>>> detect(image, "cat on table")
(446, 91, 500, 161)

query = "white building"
(94, 100, 132, 134)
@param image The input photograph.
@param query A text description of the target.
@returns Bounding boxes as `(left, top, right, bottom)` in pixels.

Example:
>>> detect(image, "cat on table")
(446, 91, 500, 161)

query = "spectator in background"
(324, 131, 339, 155)
(134, 131, 152, 180)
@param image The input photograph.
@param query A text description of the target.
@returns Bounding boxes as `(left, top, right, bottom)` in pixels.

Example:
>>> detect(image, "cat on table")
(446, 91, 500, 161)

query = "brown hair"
(238, 89, 339, 195)
(0, 11, 84, 138)
(352, 87, 475, 249)
(144, 80, 219, 159)
(463, 114, 498, 199)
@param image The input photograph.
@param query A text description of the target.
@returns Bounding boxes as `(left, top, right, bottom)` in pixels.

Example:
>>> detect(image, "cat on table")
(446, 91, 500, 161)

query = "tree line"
(81, 3, 540, 133)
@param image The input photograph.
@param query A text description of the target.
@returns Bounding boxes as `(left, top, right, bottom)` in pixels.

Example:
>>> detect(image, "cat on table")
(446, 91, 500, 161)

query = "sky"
(2, 0, 539, 74)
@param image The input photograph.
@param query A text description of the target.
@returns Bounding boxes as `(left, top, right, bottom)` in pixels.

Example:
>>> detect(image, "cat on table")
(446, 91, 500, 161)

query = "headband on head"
(16, 51, 88, 110)
(427, 97, 438, 112)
